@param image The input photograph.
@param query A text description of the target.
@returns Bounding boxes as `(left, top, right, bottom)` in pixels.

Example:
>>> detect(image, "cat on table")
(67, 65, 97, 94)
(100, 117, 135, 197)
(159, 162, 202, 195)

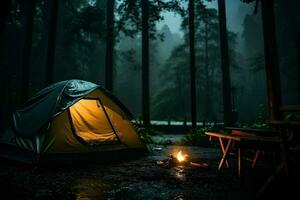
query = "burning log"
(156, 151, 208, 168)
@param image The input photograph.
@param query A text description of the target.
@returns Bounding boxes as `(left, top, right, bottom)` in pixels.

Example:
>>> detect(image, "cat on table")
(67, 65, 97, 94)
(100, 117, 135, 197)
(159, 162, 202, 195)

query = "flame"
(176, 151, 187, 162)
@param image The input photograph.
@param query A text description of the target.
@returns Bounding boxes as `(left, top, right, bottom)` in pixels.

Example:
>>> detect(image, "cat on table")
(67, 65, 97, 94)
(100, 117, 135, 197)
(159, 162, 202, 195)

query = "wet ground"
(0, 144, 297, 200)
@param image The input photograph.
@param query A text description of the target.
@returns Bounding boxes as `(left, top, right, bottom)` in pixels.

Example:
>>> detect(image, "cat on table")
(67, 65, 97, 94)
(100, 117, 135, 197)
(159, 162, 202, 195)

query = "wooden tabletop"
(279, 105, 300, 112)
(225, 127, 278, 136)
(205, 132, 243, 141)
(205, 132, 280, 143)
(225, 127, 274, 132)
(269, 120, 300, 126)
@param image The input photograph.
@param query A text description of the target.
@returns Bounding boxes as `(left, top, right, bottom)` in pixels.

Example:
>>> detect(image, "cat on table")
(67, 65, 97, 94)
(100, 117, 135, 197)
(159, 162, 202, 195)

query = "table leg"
(279, 127, 290, 175)
(251, 150, 260, 168)
(218, 139, 232, 170)
(237, 147, 242, 178)
(237, 146, 245, 188)
(219, 138, 230, 168)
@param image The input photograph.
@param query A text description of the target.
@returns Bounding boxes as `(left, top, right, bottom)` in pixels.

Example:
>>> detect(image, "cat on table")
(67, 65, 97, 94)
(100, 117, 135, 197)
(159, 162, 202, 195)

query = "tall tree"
(217, 0, 233, 126)
(105, 0, 115, 92)
(45, 0, 59, 85)
(189, 0, 196, 129)
(20, 0, 37, 103)
(297, 33, 300, 103)
(0, 0, 12, 131)
(114, 0, 182, 121)
(260, 0, 282, 120)
(142, 0, 150, 127)
(204, 15, 210, 126)
(58, 1, 106, 81)
(0, 0, 11, 35)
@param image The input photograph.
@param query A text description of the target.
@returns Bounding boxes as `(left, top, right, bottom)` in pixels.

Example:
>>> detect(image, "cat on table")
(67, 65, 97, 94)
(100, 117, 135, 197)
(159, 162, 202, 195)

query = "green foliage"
(54, 0, 186, 82)
(65, 4, 106, 45)
(138, 131, 154, 144)
(257, 104, 266, 124)
(184, 127, 216, 146)
(136, 127, 163, 144)
(284, 113, 300, 121)
(240, 123, 269, 130)
(239, 104, 269, 129)
(116, 0, 184, 40)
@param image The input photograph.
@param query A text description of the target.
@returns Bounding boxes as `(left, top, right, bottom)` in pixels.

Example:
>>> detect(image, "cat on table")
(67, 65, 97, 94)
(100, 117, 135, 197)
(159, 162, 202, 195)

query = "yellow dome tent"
(0, 80, 147, 164)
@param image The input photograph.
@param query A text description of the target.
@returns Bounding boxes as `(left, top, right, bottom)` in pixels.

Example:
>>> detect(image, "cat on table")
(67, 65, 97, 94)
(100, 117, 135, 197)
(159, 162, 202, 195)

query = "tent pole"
(98, 99, 121, 142)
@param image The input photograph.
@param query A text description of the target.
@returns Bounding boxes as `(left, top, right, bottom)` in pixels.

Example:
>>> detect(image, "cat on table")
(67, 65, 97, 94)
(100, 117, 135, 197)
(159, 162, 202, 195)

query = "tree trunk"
(204, 21, 210, 126)
(45, 0, 59, 85)
(20, 0, 37, 103)
(261, 0, 282, 120)
(142, 0, 150, 127)
(105, 0, 115, 92)
(217, 0, 232, 126)
(189, 0, 196, 129)
(297, 33, 300, 103)
(0, 0, 11, 35)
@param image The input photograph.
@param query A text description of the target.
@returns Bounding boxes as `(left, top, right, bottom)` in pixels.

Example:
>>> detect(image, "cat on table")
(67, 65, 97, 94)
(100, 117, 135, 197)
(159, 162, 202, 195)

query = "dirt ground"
(0, 144, 298, 200)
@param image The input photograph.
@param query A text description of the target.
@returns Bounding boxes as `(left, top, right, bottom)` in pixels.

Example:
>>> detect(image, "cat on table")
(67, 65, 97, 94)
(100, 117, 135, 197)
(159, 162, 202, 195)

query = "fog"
(0, 0, 299, 130)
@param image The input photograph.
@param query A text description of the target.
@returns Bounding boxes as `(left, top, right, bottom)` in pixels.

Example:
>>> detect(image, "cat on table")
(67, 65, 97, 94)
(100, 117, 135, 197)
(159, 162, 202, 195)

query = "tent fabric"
(69, 99, 118, 144)
(13, 80, 99, 136)
(12, 80, 133, 137)
(0, 80, 146, 163)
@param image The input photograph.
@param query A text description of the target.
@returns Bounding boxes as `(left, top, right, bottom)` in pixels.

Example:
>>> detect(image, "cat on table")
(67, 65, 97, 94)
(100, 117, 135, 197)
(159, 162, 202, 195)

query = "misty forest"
(0, 0, 299, 199)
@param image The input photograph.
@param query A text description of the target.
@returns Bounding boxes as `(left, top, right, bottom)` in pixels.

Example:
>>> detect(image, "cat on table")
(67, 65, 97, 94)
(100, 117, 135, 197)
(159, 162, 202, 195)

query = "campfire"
(176, 151, 188, 163)
(156, 150, 208, 168)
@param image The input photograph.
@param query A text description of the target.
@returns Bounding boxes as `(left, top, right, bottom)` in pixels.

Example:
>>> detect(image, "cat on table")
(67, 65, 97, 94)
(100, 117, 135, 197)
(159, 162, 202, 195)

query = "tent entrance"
(69, 99, 119, 145)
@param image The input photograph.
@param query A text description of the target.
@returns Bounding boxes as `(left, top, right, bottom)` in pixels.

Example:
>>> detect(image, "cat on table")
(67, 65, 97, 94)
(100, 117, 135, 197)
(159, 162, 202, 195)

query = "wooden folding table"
(205, 131, 281, 180)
